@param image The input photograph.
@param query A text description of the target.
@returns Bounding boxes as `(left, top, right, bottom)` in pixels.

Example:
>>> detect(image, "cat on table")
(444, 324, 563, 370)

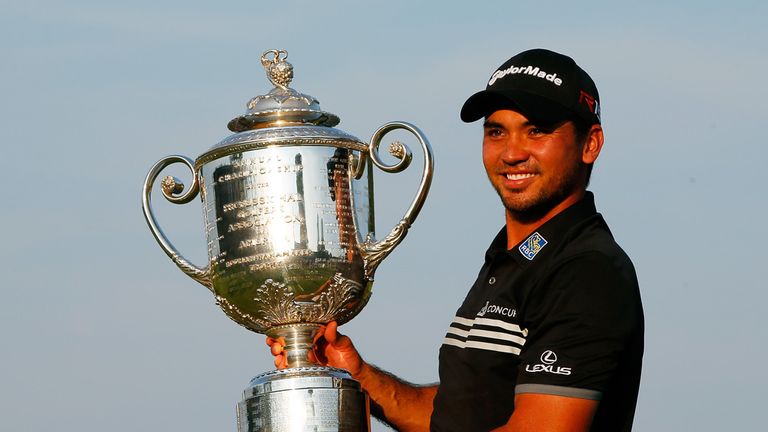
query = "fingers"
(270, 342, 284, 356)
(266, 336, 287, 369)
(266, 325, 346, 371)
(273, 353, 286, 369)
(266, 336, 285, 351)
(324, 321, 339, 344)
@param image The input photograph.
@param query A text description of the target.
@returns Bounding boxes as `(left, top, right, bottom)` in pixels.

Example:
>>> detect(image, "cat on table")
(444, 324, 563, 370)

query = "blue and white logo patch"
(519, 232, 548, 261)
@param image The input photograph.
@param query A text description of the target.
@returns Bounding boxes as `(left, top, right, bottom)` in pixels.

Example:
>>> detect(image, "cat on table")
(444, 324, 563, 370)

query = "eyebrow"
(483, 120, 537, 129)
(483, 121, 505, 129)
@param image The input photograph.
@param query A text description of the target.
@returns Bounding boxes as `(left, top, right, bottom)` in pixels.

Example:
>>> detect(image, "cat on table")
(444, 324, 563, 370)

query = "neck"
(504, 190, 586, 249)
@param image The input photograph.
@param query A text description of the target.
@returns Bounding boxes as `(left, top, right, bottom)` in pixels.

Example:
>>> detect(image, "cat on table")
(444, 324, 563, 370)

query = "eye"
(528, 125, 556, 137)
(484, 127, 505, 138)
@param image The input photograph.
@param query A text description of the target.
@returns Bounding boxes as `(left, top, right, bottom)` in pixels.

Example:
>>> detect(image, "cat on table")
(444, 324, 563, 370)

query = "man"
(269, 48, 644, 431)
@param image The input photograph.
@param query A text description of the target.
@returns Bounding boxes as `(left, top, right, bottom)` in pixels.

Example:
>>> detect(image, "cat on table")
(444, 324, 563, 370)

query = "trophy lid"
(227, 49, 340, 132)
(195, 49, 366, 168)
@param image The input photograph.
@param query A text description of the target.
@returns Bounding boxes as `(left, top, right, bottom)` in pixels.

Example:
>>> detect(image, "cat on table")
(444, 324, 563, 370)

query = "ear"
(581, 124, 604, 164)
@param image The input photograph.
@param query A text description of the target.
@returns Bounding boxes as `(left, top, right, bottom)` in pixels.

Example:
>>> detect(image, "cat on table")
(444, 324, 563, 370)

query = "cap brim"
(460, 90, 573, 126)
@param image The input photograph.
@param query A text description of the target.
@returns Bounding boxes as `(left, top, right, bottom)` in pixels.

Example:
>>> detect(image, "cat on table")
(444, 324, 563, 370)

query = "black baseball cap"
(460, 49, 601, 126)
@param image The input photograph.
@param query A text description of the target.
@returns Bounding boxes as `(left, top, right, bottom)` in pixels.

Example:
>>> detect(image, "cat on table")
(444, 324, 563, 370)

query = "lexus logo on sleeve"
(525, 350, 572, 375)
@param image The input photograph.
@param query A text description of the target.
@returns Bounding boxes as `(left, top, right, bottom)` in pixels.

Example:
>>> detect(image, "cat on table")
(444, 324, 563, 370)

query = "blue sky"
(2, 1, 766, 430)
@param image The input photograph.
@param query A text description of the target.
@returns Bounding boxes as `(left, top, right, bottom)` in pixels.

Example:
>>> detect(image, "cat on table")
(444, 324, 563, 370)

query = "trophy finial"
(228, 49, 340, 132)
(261, 49, 293, 90)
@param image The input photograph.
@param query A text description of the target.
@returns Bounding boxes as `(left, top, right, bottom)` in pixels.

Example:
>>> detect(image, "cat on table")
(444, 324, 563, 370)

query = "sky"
(1, 0, 766, 430)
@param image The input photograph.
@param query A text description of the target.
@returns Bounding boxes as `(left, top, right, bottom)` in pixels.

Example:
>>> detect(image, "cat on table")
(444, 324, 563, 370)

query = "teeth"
(506, 173, 534, 180)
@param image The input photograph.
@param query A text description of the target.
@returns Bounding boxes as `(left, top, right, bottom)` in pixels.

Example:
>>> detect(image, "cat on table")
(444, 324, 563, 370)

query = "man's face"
(482, 109, 589, 219)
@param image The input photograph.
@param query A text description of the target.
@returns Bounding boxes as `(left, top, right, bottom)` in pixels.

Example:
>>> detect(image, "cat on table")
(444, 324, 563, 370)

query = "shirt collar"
(485, 192, 600, 265)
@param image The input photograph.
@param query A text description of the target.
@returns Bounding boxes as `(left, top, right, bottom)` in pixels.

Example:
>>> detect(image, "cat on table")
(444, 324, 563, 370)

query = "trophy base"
(237, 366, 370, 432)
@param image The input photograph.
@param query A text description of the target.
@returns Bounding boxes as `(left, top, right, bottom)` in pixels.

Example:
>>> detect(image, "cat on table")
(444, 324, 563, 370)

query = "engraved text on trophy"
(199, 146, 371, 331)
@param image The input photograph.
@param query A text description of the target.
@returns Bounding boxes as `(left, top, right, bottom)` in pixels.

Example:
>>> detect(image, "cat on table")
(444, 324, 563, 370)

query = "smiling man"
(270, 49, 644, 431)
(432, 49, 645, 431)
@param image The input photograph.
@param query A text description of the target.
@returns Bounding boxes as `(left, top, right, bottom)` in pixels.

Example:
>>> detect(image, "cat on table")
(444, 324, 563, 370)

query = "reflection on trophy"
(142, 49, 433, 431)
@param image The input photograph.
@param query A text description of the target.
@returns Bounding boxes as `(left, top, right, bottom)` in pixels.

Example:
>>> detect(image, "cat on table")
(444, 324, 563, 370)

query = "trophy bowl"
(142, 49, 433, 431)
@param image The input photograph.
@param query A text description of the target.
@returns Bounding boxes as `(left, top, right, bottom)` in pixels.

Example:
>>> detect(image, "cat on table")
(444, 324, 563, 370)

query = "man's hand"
(265, 321, 364, 377)
(266, 321, 436, 431)
(265, 335, 288, 369)
(311, 321, 364, 376)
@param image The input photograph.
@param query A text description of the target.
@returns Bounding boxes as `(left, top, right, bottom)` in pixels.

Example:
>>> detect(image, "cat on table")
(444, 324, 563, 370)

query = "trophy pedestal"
(237, 367, 370, 432)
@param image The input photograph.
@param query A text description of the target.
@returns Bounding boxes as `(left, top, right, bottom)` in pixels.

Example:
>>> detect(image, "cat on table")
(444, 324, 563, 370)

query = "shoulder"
(528, 220, 643, 328)
(552, 213, 638, 289)
(548, 251, 641, 310)
(522, 248, 644, 349)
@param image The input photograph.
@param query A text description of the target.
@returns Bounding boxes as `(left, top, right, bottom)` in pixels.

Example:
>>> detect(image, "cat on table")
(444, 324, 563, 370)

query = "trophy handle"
(142, 155, 213, 290)
(358, 121, 434, 280)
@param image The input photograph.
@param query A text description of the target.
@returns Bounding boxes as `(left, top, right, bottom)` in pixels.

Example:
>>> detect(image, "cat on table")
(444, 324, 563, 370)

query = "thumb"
(324, 321, 339, 345)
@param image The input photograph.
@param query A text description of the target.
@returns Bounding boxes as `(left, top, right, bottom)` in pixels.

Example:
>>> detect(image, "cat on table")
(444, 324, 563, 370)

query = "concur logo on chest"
(477, 300, 517, 318)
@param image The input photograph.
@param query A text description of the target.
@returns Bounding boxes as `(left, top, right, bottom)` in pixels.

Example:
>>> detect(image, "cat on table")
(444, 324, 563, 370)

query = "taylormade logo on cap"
(488, 64, 563, 87)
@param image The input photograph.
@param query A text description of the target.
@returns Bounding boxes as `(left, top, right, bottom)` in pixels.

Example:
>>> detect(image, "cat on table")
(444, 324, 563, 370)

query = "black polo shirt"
(431, 193, 644, 431)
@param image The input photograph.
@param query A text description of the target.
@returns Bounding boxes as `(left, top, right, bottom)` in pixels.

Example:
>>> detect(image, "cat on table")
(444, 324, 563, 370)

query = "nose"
(500, 133, 529, 165)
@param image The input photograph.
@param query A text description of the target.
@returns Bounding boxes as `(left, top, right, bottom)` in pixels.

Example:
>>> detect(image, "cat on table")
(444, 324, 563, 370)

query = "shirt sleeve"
(515, 252, 643, 399)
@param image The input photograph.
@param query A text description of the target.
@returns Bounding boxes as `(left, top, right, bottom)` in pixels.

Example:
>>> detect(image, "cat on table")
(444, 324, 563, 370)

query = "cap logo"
(578, 90, 600, 120)
(489, 65, 563, 87)
(519, 232, 547, 260)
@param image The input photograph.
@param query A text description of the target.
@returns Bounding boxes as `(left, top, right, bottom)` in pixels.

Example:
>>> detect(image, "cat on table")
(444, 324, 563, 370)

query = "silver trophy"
(142, 49, 433, 431)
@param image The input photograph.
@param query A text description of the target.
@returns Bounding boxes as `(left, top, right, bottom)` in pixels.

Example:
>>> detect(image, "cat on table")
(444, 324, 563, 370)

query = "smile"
(506, 173, 535, 180)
